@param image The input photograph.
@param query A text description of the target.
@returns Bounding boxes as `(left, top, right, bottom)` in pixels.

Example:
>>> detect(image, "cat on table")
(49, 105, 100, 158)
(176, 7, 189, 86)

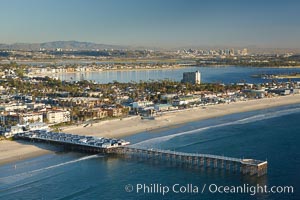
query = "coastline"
(29, 65, 188, 77)
(200, 65, 300, 68)
(1, 94, 300, 166)
(28, 65, 300, 77)
(62, 94, 300, 138)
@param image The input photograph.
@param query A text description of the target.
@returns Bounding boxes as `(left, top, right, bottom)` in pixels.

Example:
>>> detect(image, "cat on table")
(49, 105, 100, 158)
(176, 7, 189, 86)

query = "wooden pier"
(14, 132, 268, 177)
(109, 147, 268, 177)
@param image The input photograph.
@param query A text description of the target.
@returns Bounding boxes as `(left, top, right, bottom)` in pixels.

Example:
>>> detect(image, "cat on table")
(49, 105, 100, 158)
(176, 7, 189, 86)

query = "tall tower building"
(181, 71, 201, 84)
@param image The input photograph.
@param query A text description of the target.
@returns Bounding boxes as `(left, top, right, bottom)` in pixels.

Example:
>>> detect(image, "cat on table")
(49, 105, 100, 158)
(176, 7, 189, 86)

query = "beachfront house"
(268, 88, 291, 96)
(172, 95, 200, 106)
(154, 104, 176, 112)
(103, 107, 124, 117)
(0, 112, 43, 125)
(132, 100, 153, 109)
(3, 125, 24, 137)
(242, 89, 267, 99)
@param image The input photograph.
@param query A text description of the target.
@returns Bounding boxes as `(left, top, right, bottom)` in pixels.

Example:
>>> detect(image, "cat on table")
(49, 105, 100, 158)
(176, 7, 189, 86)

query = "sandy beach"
(0, 140, 58, 166)
(62, 94, 300, 138)
(1, 94, 300, 166)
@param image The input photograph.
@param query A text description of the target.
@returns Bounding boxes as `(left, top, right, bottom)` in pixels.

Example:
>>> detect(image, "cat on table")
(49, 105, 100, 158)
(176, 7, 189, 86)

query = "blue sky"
(0, 0, 299, 48)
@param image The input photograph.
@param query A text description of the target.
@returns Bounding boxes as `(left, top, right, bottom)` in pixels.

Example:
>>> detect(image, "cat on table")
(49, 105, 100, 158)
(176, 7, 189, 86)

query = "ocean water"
(0, 104, 299, 200)
(56, 66, 300, 84)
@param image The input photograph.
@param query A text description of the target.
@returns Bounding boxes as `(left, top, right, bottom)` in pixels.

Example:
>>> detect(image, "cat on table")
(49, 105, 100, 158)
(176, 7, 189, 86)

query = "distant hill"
(1, 41, 299, 54)
(0, 41, 129, 50)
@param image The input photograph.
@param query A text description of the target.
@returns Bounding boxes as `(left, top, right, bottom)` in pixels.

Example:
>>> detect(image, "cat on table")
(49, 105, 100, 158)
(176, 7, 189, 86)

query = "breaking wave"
(131, 107, 300, 148)
(0, 154, 102, 185)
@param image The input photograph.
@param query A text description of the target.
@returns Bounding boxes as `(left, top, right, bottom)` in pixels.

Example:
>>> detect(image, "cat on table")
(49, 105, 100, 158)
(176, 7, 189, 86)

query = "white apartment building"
(46, 110, 70, 124)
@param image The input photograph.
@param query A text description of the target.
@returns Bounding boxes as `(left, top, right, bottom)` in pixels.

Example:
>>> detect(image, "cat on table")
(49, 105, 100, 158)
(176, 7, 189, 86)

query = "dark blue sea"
(0, 104, 299, 200)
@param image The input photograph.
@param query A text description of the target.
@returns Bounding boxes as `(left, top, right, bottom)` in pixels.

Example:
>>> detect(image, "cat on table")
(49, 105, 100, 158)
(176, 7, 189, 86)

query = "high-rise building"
(181, 71, 201, 84)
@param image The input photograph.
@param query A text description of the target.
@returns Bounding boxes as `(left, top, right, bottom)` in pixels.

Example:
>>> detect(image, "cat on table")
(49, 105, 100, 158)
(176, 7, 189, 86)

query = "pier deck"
(109, 147, 267, 177)
(14, 131, 267, 177)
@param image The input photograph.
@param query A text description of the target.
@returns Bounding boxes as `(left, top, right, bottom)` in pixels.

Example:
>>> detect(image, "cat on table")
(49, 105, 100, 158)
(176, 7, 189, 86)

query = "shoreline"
(28, 65, 188, 77)
(199, 65, 300, 68)
(62, 94, 300, 138)
(0, 140, 58, 166)
(28, 65, 300, 77)
(1, 94, 300, 166)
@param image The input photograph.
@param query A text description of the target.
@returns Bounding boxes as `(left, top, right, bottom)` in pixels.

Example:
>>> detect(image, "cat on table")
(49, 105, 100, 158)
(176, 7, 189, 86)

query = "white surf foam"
(0, 154, 102, 184)
(131, 107, 300, 148)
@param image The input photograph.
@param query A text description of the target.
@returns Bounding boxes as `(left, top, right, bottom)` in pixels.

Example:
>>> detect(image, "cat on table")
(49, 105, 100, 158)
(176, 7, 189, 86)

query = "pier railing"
(14, 132, 268, 177)
(109, 147, 268, 177)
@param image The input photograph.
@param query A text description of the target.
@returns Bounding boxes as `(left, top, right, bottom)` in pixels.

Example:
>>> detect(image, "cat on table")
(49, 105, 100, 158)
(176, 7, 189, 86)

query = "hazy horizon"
(1, 0, 299, 48)
(2, 40, 300, 52)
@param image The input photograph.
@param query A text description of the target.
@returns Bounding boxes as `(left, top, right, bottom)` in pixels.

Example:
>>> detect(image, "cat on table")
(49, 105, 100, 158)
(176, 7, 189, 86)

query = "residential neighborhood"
(1, 65, 300, 138)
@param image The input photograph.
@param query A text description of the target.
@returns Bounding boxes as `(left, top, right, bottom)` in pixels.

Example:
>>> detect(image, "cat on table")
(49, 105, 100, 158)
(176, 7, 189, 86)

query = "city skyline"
(0, 0, 300, 48)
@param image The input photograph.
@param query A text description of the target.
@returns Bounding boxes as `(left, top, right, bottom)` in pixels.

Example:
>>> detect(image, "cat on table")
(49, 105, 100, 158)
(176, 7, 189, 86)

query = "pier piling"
(15, 132, 267, 177)
(112, 147, 268, 177)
